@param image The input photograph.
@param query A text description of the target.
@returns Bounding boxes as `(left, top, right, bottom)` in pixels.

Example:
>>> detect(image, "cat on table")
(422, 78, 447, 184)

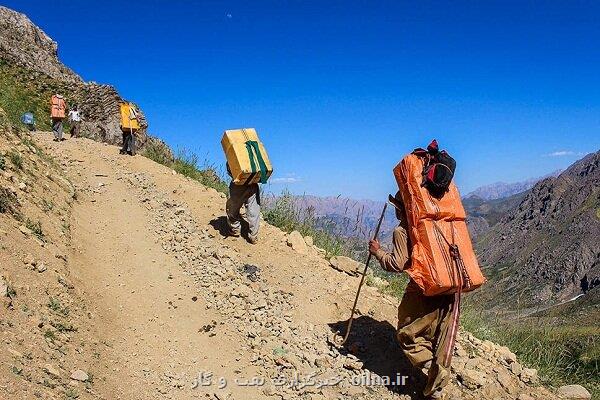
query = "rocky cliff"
(0, 5, 169, 154)
(476, 151, 600, 306)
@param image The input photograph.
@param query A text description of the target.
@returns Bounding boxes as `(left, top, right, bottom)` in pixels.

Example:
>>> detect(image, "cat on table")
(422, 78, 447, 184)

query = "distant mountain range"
(465, 169, 562, 201)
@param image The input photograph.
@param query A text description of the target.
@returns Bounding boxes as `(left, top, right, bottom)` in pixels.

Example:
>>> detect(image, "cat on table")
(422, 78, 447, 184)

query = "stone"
(286, 231, 307, 254)
(496, 370, 516, 394)
(498, 346, 517, 364)
(458, 368, 487, 389)
(22, 254, 35, 266)
(519, 367, 538, 384)
(330, 256, 361, 276)
(368, 275, 389, 287)
(36, 262, 47, 273)
(70, 369, 89, 382)
(44, 363, 61, 378)
(342, 357, 363, 370)
(510, 361, 522, 376)
(18, 182, 26, 191)
(175, 207, 185, 215)
(557, 385, 591, 399)
(0, 276, 8, 297)
(7, 348, 23, 358)
(19, 225, 31, 235)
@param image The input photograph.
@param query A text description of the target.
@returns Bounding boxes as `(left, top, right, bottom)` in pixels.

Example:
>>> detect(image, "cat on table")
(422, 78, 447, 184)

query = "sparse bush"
(0, 155, 5, 170)
(6, 283, 17, 299)
(143, 145, 228, 194)
(43, 330, 56, 341)
(47, 297, 69, 317)
(263, 190, 365, 258)
(9, 151, 23, 169)
(142, 140, 173, 166)
(25, 218, 44, 241)
(41, 199, 54, 212)
(51, 321, 77, 333)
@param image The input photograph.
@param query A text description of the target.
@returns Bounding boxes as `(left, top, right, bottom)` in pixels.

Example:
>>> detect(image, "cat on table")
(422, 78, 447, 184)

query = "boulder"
(330, 256, 361, 276)
(557, 385, 591, 399)
(286, 231, 307, 254)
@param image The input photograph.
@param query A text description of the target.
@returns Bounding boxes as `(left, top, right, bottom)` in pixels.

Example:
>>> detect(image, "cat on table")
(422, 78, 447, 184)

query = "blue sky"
(4, 1, 599, 200)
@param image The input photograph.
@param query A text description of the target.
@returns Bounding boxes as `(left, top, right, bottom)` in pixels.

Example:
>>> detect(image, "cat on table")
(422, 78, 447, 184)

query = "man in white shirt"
(68, 105, 82, 138)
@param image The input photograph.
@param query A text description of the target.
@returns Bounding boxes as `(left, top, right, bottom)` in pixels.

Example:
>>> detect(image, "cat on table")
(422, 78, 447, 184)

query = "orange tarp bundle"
(394, 153, 485, 296)
(50, 95, 65, 119)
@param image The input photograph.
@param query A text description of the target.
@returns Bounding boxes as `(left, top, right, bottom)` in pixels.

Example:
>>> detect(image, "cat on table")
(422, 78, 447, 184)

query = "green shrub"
(142, 145, 228, 194)
(47, 297, 69, 317)
(142, 140, 173, 166)
(25, 218, 44, 241)
(0, 62, 59, 131)
(9, 151, 23, 169)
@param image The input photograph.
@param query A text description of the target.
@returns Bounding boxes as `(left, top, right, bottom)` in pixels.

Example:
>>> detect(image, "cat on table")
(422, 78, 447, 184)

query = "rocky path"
(31, 133, 563, 400)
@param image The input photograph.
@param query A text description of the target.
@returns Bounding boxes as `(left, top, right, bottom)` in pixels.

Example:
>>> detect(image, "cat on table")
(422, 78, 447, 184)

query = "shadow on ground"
(209, 216, 252, 241)
(329, 315, 426, 399)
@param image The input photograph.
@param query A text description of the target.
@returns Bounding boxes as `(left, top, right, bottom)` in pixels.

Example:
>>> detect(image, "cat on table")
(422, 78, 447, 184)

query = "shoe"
(227, 228, 241, 237)
(248, 235, 259, 244)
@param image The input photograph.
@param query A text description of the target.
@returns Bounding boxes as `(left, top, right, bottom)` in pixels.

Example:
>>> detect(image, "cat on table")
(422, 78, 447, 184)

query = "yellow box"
(222, 128, 273, 185)
(120, 103, 140, 131)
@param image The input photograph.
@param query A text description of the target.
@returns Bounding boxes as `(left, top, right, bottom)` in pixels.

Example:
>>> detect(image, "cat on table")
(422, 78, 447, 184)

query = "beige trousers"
(396, 287, 454, 396)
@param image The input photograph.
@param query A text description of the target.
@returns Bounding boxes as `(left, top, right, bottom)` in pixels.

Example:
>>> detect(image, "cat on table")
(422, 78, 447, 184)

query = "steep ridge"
(477, 151, 600, 306)
(0, 128, 566, 399)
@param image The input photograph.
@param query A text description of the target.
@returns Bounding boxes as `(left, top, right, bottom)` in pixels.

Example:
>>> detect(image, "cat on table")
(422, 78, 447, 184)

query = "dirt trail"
(26, 132, 560, 400)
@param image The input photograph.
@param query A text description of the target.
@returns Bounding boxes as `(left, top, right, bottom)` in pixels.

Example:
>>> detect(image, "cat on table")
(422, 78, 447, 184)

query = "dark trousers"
(70, 121, 81, 137)
(121, 131, 136, 155)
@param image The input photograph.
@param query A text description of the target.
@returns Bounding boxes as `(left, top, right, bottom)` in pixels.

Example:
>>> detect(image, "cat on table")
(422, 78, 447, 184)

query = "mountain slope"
(477, 151, 600, 306)
(464, 192, 528, 238)
(0, 125, 567, 399)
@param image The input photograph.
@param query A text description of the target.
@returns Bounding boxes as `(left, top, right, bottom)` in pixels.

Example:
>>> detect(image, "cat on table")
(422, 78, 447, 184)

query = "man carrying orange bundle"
(50, 94, 66, 141)
(369, 140, 485, 400)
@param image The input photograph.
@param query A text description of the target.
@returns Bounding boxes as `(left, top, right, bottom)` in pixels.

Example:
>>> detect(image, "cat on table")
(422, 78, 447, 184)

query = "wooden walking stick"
(337, 202, 388, 345)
